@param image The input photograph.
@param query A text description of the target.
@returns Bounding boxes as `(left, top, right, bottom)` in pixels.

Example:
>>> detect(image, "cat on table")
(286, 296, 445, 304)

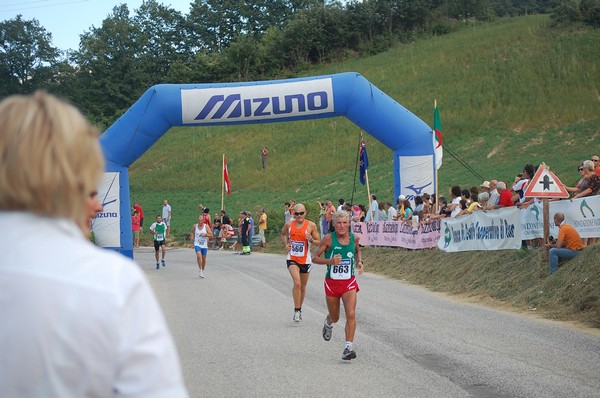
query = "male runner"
(190, 214, 213, 278)
(149, 215, 167, 269)
(312, 210, 364, 360)
(280, 203, 321, 322)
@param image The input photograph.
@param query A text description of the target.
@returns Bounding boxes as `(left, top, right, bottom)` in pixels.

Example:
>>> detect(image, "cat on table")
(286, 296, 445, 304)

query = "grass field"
(126, 15, 600, 329)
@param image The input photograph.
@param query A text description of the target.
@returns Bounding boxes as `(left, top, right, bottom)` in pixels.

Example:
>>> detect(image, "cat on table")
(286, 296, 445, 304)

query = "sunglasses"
(593, 159, 599, 162)
(578, 168, 584, 171)
(294, 211, 305, 216)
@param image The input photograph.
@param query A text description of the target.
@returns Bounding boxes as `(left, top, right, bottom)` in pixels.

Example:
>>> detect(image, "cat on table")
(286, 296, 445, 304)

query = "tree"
(0, 15, 61, 96)
(73, 5, 147, 125)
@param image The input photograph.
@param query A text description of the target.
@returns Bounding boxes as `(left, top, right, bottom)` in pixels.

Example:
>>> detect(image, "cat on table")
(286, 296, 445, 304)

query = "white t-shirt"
(162, 204, 172, 220)
(450, 197, 462, 218)
(387, 206, 398, 220)
(0, 212, 188, 398)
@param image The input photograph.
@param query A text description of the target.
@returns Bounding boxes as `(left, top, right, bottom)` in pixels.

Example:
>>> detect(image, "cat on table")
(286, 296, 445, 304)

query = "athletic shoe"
(200, 270, 205, 278)
(156, 263, 160, 270)
(322, 321, 333, 341)
(293, 310, 302, 322)
(161, 259, 166, 267)
(342, 347, 356, 360)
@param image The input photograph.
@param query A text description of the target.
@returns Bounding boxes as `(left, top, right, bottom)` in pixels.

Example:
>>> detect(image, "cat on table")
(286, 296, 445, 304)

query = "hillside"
(128, 15, 599, 237)
(127, 14, 600, 329)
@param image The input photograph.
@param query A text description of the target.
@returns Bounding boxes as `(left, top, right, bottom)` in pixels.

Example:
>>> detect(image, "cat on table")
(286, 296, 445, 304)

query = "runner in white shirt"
(190, 215, 213, 278)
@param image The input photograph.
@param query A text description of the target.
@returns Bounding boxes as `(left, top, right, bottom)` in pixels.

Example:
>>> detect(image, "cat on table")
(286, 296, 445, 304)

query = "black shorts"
(154, 240, 166, 251)
(287, 260, 312, 273)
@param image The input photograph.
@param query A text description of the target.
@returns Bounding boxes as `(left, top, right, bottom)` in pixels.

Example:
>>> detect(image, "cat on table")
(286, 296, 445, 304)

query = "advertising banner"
(92, 172, 121, 247)
(520, 196, 600, 239)
(438, 207, 522, 252)
(351, 220, 441, 250)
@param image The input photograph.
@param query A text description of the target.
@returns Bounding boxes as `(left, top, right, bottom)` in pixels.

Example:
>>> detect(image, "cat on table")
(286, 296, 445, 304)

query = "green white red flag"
(433, 100, 443, 169)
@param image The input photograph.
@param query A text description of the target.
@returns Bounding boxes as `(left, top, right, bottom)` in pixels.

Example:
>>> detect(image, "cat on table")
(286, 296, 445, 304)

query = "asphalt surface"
(135, 246, 600, 398)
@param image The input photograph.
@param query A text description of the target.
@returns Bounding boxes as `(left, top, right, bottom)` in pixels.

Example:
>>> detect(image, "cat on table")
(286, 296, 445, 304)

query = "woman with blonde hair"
(0, 92, 188, 397)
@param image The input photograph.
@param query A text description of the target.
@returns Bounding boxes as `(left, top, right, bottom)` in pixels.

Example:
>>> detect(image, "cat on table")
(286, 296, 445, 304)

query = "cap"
(481, 181, 490, 189)
(398, 194, 406, 201)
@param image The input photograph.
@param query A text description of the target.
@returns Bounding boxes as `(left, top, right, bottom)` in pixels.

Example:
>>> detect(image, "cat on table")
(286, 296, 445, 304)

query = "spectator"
(358, 204, 367, 221)
(477, 192, 490, 210)
(133, 201, 145, 229)
(365, 194, 379, 221)
(258, 208, 268, 248)
(495, 181, 515, 208)
(212, 213, 222, 249)
(400, 199, 413, 220)
(352, 204, 362, 222)
(261, 145, 269, 169)
(569, 160, 600, 199)
(0, 91, 187, 397)
(487, 180, 500, 209)
(592, 155, 600, 176)
(378, 200, 387, 221)
(512, 164, 535, 205)
(447, 185, 462, 218)
(325, 200, 336, 233)
(132, 210, 141, 248)
(480, 181, 490, 195)
(413, 195, 424, 215)
(396, 194, 406, 216)
(545, 212, 584, 273)
(461, 189, 471, 206)
(386, 201, 398, 221)
(337, 198, 346, 211)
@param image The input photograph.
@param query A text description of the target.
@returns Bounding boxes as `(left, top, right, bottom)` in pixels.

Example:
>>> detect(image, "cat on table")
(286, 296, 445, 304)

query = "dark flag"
(359, 137, 369, 185)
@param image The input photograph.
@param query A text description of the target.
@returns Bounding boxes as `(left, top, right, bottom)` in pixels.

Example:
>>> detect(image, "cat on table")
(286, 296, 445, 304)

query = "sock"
(294, 308, 301, 312)
(325, 317, 333, 327)
(345, 341, 353, 349)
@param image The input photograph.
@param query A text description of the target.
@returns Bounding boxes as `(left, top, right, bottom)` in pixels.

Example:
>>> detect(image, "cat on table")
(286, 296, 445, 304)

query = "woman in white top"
(0, 91, 188, 398)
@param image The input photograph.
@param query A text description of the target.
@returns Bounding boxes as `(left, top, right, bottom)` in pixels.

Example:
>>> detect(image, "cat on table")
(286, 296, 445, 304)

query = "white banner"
(439, 207, 522, 252)
(181, 79, 334, 124)
(399, 155, 434, 204)
(92, 172, 121, 247)
(521, 196, 600, 239)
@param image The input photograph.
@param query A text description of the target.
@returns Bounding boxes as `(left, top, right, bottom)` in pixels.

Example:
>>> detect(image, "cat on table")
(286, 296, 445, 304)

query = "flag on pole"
(359, 135, 369, 185)
(223, 156, 231, 196)
(433, 100, 443, 169)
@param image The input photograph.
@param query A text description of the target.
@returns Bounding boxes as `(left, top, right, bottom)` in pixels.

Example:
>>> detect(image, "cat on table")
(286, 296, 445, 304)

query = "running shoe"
(156, 263, 160, 270)
(322, 321, 333, 341)
(293, 310, 302, 322)
(200, 269, 205, 278)
(342, 347, 356, 360)
(161, 259, 166, 267)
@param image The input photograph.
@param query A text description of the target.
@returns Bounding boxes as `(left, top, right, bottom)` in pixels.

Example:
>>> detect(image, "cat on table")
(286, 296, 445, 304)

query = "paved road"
(135, 247, 600, 398)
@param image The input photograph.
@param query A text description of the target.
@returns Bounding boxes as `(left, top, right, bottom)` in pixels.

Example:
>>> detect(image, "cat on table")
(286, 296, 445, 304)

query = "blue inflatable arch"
(96, 72, 435, 258)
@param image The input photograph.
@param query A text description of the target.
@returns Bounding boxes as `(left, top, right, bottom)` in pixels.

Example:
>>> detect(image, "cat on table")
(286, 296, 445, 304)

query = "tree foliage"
(1, 0, 569, 123)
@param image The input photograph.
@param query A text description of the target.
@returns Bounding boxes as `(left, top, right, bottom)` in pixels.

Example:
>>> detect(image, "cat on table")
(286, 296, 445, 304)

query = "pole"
(365, 169, 372, 219)
(434, 99, 439, 213)
(221, 154, 225, 212)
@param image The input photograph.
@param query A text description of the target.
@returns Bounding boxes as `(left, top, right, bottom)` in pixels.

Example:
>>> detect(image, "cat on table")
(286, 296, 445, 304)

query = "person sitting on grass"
(544, 212, 584, 273)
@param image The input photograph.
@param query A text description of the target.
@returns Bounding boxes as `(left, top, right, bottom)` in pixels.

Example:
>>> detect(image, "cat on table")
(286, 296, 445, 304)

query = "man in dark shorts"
(149, 215, 167, 269)
(280, 203, 321, 322)
(312, 210, 364, 360)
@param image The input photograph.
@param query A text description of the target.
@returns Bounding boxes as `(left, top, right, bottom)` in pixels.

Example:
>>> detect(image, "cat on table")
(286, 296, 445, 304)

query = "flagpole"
(434, 99, 439, 213)
(221, 154, 225, 211)
(365, 169, 371, 206)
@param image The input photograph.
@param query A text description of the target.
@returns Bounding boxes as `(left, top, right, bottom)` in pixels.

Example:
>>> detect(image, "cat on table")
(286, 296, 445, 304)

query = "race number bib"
(290, 240, 306, 257)
(330, 258, 352, 280)
(156, 233, 165, 241)
(197, 236, 207, 246)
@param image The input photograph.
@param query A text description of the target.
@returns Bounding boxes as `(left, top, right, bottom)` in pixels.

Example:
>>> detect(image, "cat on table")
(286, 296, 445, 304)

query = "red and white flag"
(223, 156, 231, 196)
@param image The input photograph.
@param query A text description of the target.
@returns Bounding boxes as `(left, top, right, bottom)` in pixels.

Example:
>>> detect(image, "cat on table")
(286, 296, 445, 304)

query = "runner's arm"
(355, 235, 364, 275)
(311, 235, 333, 265)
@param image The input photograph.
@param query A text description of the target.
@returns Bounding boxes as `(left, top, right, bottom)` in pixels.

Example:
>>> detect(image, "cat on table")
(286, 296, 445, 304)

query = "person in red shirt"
(495, 181, 514, 208)
(133, 202, 144, 228)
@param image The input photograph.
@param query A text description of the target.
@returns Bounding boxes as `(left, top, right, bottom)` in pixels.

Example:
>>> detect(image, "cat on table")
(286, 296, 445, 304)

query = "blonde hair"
(0, 91, 104, 221)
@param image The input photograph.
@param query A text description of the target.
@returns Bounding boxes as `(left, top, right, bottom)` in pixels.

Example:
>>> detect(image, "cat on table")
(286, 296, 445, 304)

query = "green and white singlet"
(324, 232, 356, 280)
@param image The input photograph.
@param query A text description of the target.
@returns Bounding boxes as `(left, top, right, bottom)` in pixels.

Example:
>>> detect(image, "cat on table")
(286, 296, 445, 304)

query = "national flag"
(359, 136, 369, 185)
(223, 156, 231, 196)
(433, 100, 443, 169)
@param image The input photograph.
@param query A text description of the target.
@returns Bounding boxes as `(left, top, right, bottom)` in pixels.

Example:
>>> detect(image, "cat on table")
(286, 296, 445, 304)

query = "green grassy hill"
(127, 15, 600, 328)
(129, 15, 599, 238)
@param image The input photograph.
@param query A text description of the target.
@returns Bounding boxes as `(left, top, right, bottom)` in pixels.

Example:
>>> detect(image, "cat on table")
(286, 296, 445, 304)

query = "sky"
(0, 0, 193, 52)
